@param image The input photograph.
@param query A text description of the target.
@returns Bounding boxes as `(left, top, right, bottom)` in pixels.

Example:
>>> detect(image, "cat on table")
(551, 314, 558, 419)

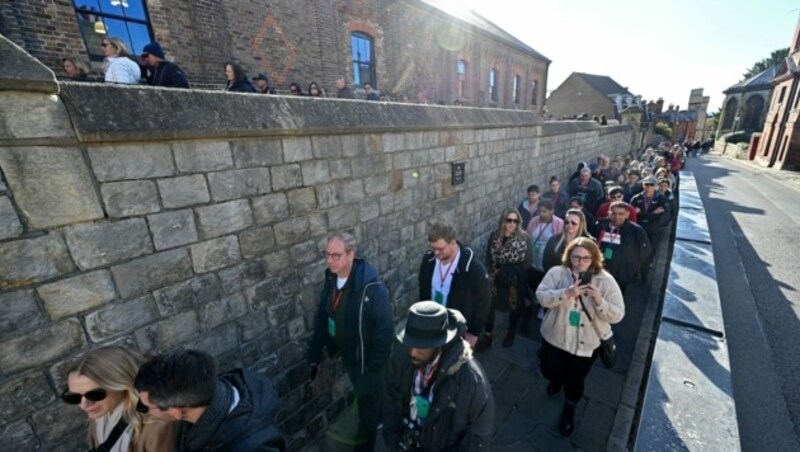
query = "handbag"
(577, 295, 616, 368)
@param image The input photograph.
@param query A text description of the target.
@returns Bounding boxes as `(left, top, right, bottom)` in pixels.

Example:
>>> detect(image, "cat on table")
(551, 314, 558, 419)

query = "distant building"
(717, 65, 778, 137)
(545, 72, 642, 120)
(754, 17, 800, 169)
(0, 0, 549, 109)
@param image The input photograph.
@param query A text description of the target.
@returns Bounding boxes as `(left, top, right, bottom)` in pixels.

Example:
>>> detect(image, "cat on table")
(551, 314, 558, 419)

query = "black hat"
(141, 42, 165, 60)
(252, 73, 269, 82)
(397, 301, 458, 349)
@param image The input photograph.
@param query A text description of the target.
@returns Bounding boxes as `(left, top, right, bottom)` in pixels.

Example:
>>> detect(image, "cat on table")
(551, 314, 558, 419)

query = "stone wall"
(0, 36, 633, 450)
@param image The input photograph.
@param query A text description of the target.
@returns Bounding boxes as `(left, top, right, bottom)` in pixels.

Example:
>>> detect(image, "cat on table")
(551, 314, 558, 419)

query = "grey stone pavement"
(305, 268, 663, 452)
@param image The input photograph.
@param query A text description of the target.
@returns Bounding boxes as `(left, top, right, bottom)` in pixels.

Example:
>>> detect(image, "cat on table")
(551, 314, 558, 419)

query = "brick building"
(545, 72, 642, 120)
(0, 0, 549, 109)
(755, 17, 800, 169)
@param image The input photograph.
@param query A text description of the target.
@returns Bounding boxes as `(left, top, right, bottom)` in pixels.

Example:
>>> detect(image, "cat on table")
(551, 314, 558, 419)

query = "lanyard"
(644, 196, 652, 211)
(331, 289, 344, 312)
(414, 354, 441, 396)
(438, 259, 456, 286)
(532, 222, 551, 245)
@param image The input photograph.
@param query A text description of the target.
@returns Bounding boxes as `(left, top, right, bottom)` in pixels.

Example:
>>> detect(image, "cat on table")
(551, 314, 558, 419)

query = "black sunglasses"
(505, 218, 520, 224)
(136, 399, 149, 413)
(61, 388, 107, 405)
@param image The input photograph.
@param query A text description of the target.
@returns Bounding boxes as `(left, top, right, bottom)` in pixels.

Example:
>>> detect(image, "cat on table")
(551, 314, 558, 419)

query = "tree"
(654, 121, 673, 139)
(742, 48, 789, 80)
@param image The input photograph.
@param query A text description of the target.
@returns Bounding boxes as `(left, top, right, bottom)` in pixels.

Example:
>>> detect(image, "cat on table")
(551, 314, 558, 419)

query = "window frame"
(351, 32, 376, 88)
(531, 80, 538, 105)
(72, 0, 155, 63)
(457, 59, 467, 98)
(489, 68, 498, 102)
(512, 74, 521, 104)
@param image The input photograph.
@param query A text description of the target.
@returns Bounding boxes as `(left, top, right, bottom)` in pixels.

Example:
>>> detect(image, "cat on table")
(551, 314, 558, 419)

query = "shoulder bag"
(577, 295, 616, 368)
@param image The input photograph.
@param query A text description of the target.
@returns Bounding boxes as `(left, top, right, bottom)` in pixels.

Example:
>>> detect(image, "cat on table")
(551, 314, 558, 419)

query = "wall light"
(94, 21, 106, 34)
(111, 0, 130, 6)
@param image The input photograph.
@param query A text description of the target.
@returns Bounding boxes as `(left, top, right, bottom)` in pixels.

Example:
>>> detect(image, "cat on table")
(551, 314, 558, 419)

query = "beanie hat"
(142, 42, 165, 60)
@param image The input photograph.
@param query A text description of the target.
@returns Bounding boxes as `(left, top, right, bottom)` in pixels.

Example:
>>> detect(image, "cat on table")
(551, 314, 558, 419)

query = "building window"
(457, 60, 467, 98)
(778, 86, 787, 103)
(351, 32, 375, 87)
(489, 69, 498, 102)
(513, 75, 521, 104)
(531, 80, 538, 105)
(73, 0, 154, 62)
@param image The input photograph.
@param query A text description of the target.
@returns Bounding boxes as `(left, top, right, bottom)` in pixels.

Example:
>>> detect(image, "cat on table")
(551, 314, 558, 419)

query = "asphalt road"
(690, 155, 800, 451)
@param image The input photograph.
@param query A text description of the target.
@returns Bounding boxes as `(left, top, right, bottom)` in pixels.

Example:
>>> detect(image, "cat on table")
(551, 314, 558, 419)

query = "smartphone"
(578, 271, 592, 286)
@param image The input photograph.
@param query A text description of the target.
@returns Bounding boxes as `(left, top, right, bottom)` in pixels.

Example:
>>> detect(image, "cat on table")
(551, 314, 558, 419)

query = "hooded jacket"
(418, 242, 491, 337)
(382, 337, 494, 451)
(174, 369, 286, 451)
(308, 259, 393, 378)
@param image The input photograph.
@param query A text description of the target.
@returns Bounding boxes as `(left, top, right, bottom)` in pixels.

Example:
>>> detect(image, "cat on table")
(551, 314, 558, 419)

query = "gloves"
(309, 364, 319, 382)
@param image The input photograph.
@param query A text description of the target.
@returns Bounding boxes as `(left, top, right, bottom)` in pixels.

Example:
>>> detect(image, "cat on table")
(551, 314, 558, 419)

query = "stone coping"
(0, 34, 58, 94)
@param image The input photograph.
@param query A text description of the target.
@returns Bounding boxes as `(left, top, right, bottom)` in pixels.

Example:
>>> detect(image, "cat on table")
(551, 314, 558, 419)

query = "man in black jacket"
(383, 301, 494, 451)
(419, 221, 491, 348)
(597, 201, 651, 291)
(308, 232, 393, 451)
(135, 349, 287, 451)
(141, 42, 190, 88)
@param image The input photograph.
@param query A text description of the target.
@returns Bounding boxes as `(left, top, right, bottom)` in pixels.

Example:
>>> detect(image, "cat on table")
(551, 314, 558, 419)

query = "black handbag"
(577, 296, 616, 368)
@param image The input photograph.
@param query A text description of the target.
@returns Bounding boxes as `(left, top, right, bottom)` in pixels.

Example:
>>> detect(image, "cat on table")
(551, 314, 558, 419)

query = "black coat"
(146, 61, 190, 88)
(226, 79, 257, 93)
(418, 243, 491, 337)
(630, 192, 669, 238)
(382, 338, 494, 451)
(174, 370, 286, 451)
(308, 259, 394, 379)
(596, 219, 651, 288)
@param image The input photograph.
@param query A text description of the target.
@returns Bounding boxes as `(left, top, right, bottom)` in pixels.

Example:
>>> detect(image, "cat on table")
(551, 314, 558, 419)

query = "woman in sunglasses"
(101, 37, 141, 85)
(542, 208, 594, 273)
(478, 207, 533, 349)
(63, 346, 175, 451)
(536, 237, 624, 436)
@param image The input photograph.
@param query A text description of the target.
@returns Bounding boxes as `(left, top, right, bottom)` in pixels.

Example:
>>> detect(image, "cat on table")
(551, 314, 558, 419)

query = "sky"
(463, 0, 800, 112)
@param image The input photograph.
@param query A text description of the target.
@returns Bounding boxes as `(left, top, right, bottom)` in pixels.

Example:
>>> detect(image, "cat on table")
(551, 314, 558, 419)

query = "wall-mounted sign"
(451, 160, 466, 185)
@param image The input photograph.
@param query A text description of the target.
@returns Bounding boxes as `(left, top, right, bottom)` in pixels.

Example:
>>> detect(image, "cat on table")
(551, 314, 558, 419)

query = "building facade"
(0, 0, 549, 109)
(545, 72, 642, 120)
(717, 65, 776, 139)
(755, 19, 800, 169)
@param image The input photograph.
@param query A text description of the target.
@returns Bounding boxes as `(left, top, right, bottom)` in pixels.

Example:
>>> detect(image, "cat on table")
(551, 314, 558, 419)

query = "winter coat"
(225, 79, 257, 93)
(89, 416, 176, 452)
(568, 177, 604, 214)
(540, 190, 570, 219)
(517, 199, 538, 231)
(174, 370, 286, 451)
(630, 192, 669, 237)
(104, 56, 141, 84)
(485, 231, 533, 312)
(419, 243, 491, 337)
(382, 338, 495, 451)
(146, 61, 190, 88)
(537, 266, 625, 357)
(309, 259, 394, 380)
(596, 219, 651, 288)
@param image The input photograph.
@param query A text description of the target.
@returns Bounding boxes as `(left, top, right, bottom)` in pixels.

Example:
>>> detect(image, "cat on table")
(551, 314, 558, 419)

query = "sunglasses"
(61, 388, 106, 405)
(141, 53, 150, 58)
(566, 220, 580, 226)
(505, 218, 520, 224)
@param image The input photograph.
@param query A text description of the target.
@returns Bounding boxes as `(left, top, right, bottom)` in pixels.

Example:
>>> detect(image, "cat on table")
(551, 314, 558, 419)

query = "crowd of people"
(60, 38, 385, 101)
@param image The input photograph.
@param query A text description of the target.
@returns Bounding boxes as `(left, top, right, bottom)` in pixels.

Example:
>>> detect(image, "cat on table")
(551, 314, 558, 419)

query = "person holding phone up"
(536, 237, 625, 436)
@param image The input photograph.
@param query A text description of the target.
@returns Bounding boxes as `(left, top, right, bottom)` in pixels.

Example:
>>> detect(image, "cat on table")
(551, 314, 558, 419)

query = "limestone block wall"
(0, 36, 633, 450)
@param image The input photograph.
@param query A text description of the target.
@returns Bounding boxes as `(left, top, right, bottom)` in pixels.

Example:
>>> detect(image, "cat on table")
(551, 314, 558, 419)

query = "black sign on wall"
(451, 161, 466, 185)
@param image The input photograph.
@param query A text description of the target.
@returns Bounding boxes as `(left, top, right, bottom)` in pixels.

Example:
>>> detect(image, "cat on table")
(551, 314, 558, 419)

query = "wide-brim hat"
(397, 301, 458, 349)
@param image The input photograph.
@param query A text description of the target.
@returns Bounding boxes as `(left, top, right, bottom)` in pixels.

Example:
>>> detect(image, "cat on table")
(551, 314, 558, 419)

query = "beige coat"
(536, 266, 625, 357)
(89, 417, 176, 452)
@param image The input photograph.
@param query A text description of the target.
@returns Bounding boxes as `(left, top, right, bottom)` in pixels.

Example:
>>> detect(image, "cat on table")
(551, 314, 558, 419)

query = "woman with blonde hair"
(478, 207, 533, 349)
(536, 237, 624, 436)
(542, 208, 594, 272)
(63, 346, 175, 451)
(101, 36, 141, 84)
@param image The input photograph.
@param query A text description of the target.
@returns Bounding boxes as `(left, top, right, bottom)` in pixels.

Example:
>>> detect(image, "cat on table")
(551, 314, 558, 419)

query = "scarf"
(94, 404, 133, 452)
(179, 380, 233, 450)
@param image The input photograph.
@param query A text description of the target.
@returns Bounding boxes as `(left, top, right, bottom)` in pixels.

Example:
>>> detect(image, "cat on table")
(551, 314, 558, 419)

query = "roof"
(418, 0, 550, 62)
(723, 63, 781, 94)
(573, 72, 633, 96)
(659, 110, 698, 122)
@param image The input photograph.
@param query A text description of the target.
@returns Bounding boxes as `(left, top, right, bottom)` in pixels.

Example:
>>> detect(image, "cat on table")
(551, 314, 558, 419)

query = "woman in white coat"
(102, 36, 141, 84)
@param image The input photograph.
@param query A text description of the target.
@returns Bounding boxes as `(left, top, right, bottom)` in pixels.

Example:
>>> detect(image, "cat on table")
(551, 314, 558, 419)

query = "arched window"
(721, 98, 739, 130)
(73, 0, 154, 62)
(351, 32, 375, 88)
(742, 95, 765, 131)
(489, 69, 498, 102)
(457, 60, 467, 98)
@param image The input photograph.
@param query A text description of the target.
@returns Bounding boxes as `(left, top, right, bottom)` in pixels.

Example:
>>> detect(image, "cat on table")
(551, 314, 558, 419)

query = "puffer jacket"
(536, 266, 625, 357)
(382, 337, 494, 451)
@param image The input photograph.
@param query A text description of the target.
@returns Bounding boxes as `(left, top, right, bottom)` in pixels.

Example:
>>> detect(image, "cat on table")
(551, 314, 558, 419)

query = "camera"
(397, 418, 421, 451)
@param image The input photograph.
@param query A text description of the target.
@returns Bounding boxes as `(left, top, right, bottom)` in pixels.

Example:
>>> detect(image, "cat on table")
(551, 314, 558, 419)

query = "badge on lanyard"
(414, 395, 431, 419)
(533, 242, 543, 254)
(604, 247, 614, 259)
(327, 317, 336, 337)
(569, 310, 581, 326)
(434, 290, 444, 304)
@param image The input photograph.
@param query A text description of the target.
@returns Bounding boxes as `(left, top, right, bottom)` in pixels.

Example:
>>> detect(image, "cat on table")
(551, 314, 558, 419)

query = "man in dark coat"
(419, 221, 491, 348)
(335, 75, 355, 99)
(135, 349, 287, 451)
(597, 201, 651, 291)
(383, 301, 494, 451)
(568, 167, 605, 214)
(308, 232, 393, 451)
(140, 42, 190, 88)
(630, 175, 668, 248)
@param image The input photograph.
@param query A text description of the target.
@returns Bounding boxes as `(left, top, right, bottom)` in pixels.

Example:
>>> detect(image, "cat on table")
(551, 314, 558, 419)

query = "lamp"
(93, 21, 106, 34)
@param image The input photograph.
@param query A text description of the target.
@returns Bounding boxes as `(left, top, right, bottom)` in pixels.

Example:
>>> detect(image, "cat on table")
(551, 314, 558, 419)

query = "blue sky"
(465, 0, 799, 112)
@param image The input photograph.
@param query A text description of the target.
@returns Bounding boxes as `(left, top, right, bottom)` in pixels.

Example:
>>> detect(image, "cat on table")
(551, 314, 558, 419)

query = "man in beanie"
(383, 301, 494, 451)
(252, 74, 276, 94)
(141, 42, 190, 88)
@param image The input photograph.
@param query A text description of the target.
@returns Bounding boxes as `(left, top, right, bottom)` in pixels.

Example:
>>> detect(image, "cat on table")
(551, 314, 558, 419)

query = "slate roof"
(418, 0, 550, 62)
(723, 63, 781, 94)
(573, 72, 633, 96)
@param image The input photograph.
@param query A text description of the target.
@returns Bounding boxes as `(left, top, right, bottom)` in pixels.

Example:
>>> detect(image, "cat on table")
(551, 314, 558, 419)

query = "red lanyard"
(416, 354, 441, 393)
(438, 259, 455, 286)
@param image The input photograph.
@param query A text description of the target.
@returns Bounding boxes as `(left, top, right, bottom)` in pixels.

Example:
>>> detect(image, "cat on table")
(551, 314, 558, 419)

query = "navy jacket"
(146, 60, 190, 88)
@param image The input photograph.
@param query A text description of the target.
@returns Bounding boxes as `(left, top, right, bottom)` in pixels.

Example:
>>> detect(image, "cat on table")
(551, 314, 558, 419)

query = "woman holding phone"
(536, 237, 624, 436)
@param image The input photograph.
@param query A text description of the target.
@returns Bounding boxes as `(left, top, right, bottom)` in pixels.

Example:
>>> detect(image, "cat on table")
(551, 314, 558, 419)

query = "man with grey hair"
(308, 232, 393, 451)
(568, 167, 604, 214)
(335, 75, 355, 99)
(418, 221, 491, 348)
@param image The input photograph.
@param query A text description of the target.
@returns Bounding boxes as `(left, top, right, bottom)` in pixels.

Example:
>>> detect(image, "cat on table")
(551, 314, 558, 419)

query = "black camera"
(397, 418, 422, 451)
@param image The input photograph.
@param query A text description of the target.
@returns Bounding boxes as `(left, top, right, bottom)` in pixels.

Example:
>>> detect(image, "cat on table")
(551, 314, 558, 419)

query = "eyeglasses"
(141, 53, 150, 58)
(570, 255, 592, 263)
(61, 388, 107, 405)
(323, 251, 347, 261)
(505, 218, 520, 224)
